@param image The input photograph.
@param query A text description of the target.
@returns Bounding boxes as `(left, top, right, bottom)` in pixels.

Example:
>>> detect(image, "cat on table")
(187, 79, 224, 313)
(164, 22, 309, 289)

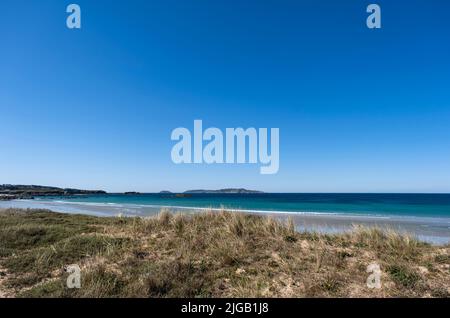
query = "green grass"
(387, 264, 421, 289)
(0, 208, 449, 298)
(4, 235, 130, 274)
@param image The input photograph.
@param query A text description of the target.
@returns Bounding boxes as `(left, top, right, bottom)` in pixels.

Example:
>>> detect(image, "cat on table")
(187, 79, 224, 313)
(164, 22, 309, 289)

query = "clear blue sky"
(1, 0, 449, 193)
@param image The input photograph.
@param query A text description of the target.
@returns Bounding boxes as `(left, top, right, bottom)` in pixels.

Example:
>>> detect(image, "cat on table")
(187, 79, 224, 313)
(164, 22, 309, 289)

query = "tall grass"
(0, 208, 448, 298)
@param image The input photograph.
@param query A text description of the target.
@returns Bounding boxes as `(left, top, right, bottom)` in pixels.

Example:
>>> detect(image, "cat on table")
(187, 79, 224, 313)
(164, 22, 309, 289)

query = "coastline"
(1, 199, 449, 245)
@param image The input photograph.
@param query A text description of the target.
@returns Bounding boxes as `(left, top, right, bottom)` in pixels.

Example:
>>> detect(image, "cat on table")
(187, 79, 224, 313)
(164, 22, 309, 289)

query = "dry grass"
(0, 208, 448, 298)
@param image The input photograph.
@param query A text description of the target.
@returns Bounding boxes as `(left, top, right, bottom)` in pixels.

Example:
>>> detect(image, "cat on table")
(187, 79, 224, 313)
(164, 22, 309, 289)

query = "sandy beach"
(1, 199, 449, 244)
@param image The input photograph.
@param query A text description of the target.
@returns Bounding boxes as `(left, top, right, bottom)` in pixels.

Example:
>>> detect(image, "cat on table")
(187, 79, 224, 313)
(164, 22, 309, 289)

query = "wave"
(13, 198, 450, 223)
(17, 198, 443, 221)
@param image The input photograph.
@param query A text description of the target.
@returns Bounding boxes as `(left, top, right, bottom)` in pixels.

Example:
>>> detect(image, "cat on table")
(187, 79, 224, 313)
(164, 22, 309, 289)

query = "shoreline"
(1, 199, 449, 245)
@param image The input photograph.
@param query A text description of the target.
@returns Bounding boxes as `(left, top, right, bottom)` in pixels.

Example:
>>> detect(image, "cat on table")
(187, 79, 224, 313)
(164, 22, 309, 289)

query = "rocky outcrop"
(0, 194, 23, 201)
(184, 188, 263, 194)
(0, 184, 106, 200)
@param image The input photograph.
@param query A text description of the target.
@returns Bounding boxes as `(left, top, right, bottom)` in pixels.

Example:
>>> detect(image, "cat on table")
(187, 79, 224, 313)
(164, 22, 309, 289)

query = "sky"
(1, 0, 449, 193)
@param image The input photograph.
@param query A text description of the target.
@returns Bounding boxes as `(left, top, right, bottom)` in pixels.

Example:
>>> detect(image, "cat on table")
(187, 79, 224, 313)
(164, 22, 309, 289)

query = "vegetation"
(0, 208, 448, 298)
(0, 184, 106, 200)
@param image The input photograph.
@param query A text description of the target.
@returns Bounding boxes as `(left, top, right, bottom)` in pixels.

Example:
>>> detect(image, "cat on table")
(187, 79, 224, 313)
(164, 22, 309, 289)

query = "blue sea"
(36, 193, 450, 218)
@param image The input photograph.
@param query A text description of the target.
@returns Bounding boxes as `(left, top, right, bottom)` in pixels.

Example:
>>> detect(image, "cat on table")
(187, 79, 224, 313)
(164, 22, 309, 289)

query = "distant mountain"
(184, 188, 263, 194)
(0, 184, 106, 200)
(159, 190, 173, 194)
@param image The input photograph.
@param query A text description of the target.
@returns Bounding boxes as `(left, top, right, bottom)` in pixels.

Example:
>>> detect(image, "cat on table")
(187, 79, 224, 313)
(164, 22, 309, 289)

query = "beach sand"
(0, 199, 449, 244)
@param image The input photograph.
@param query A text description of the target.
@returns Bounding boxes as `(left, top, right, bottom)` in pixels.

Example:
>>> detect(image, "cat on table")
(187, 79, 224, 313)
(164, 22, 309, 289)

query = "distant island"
(159, 189, 263, 196)
(184, 188, 263, 194)
(0, 184, 106, 201)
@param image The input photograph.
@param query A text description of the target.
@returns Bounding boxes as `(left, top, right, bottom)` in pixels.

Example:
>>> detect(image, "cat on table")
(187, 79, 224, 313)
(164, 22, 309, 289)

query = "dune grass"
(0, 208, 448, 298)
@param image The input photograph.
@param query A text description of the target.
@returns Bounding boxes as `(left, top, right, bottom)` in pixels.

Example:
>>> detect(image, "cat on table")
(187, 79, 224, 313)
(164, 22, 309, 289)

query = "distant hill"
(0, 184, 106, 200)
(184, 188, 263, 194)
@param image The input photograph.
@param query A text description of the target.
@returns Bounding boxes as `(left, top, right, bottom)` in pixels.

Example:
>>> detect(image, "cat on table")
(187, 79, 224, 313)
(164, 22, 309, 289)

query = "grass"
(0, 208, 448, 298)
(387, 264, 421, 289)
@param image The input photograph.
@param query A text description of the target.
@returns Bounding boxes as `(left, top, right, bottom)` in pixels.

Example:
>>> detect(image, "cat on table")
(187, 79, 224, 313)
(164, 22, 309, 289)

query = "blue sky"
(1, 0, 449, 193)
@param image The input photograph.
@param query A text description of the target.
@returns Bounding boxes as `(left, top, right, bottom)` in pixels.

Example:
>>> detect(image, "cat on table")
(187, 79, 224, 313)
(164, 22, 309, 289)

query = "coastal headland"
(0, 185, 106, 201)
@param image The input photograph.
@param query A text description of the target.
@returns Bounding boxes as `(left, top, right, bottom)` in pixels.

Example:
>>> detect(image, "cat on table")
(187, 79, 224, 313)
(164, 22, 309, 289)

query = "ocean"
(35, 193, 450, 218)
